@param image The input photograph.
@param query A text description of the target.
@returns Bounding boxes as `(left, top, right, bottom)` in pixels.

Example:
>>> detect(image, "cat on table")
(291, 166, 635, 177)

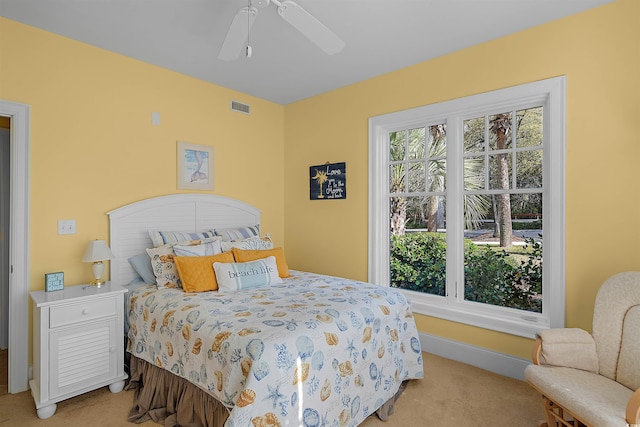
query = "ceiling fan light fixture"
(252, 0, 270, 8)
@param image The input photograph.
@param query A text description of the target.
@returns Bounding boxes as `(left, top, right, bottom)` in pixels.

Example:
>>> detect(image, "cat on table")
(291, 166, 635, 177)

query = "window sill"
(399, 288, 549, 339)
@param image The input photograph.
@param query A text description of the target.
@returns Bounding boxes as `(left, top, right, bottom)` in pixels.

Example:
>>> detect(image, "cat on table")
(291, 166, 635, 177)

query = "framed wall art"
(177, 141, 214, 190)
(309, 162, 346, 200)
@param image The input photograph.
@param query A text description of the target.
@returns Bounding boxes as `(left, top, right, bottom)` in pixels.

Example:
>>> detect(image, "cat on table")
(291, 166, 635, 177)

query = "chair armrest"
(531, 336, 542, 365)
(535, 328, 599, 373)
(627, 387, 640, 426)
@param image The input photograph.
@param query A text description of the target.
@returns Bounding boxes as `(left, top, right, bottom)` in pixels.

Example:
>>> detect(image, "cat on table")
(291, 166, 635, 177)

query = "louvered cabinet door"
(49, 317, 118, 398)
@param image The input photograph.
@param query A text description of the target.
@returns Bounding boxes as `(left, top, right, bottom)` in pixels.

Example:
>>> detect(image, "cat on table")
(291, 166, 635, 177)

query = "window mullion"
(446, 116, 464, 303)
(512, 108, 517, 189)
(484, 116, 490, 189)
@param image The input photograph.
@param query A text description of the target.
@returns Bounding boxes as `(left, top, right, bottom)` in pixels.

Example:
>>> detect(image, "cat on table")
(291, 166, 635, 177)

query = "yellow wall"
(284, 0, 640, 359)
(0, 17, 286, 288)
(1, 0, 638, 364)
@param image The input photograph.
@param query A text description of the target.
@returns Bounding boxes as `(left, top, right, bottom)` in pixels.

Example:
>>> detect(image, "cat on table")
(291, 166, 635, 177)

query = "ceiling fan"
(218, 0, 345, 61)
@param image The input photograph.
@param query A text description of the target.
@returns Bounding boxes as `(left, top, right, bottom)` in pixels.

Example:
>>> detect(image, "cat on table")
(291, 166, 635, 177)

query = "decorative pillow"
(220, 235, 274, 252)
(174, 252, 235, 292)
(128, 253, 156, 285)
(214, 256, 282, 292)
(146, 245, 181, 289)
(231, 247, 290, 278)
(174, 238, 222, 256)
(148, 230, 217, 247)
(212, 225, 260, 242)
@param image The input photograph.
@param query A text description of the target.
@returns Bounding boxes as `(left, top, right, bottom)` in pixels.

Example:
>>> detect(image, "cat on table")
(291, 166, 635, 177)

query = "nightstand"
(29, 282, 128, 419)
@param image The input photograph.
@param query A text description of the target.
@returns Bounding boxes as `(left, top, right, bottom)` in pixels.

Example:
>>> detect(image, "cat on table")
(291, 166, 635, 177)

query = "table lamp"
(82, 239, 115, 287)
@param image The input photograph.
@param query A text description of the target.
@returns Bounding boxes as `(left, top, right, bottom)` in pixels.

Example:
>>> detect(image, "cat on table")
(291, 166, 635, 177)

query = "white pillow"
(214, 256, 282, 291)
(173, 238, 222, 256)
(220, 235, 274, 252)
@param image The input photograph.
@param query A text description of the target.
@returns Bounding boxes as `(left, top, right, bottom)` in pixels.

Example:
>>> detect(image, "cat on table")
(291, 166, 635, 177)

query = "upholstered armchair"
(525, 271, 640, 427)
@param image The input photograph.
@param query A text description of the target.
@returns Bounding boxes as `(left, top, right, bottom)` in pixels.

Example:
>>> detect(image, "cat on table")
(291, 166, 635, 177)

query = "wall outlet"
(57, 219, 76, 235)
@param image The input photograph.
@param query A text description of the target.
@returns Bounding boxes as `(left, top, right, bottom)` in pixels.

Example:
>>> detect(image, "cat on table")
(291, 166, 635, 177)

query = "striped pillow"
(148, 230, 217, 247)
(212, 225, 260, 242)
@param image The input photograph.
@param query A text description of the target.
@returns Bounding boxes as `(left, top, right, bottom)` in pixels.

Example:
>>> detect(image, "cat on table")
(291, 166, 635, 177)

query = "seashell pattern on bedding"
(126, 270, 424, 427)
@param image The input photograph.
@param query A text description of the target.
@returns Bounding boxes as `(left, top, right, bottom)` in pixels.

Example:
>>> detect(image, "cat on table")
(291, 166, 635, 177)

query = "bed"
(108, 194, 424, 427)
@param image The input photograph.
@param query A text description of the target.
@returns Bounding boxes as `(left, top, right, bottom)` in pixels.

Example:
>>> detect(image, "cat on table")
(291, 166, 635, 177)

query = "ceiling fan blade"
(218, 6, 257, 61)
(277, 1, 345, 55)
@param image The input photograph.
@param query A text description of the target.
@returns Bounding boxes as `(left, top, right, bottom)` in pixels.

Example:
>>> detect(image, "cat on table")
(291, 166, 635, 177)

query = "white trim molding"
(420, 332, 530, 381)
(1, 99, 31, 393)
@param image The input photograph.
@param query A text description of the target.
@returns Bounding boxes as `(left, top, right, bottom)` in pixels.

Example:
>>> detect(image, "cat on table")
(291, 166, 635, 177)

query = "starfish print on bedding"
(223, 390, 238, 407)
(209, 320, 230, 332)
(263, 383, 286, 410)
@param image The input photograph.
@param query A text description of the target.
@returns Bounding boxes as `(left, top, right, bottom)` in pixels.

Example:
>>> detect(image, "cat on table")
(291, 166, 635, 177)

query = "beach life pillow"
(214, 256, 282, 292)
(148, 230, 217, 247)
(220, 235, 274, 252)
(231, 247, 290, 278)
(174, 251, 235, 292)
(173, 238, 222, 256)
(212, 225, 260, 242)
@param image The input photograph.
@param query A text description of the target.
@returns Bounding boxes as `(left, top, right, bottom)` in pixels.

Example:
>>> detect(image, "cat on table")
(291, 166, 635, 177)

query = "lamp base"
(90, 278, 106, 288)
(90, 261, 106, 287)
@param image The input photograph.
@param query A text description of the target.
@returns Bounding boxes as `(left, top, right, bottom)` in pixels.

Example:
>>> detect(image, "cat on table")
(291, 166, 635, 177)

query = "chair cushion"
(593, 272, 640, 380)
(525, 364, 634, 427)
(537, 328, 598, 373)
(617, 305, 640, 390)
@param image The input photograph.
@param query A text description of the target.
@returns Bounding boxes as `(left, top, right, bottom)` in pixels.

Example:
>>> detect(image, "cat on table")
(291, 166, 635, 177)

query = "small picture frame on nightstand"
(45, 272, 64, 292)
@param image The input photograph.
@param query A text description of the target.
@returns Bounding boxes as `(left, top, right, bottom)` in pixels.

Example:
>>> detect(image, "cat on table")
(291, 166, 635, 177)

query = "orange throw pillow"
(174, 251, 235, 292)
(232, 247, 290, 278)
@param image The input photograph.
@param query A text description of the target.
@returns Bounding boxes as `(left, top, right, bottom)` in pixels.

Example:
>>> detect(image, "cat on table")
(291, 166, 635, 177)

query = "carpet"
(0, 352, 545, 426)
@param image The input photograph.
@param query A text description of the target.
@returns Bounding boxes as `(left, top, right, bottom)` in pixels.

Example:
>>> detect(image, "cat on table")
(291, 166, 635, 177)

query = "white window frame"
(368, 77, 566, 338)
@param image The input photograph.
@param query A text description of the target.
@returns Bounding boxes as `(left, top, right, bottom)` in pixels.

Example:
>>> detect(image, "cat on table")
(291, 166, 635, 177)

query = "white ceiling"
(1, 0, 613, 105)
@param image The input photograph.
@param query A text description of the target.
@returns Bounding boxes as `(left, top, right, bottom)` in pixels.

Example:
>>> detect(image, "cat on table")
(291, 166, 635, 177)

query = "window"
(368, 77, 565, 338)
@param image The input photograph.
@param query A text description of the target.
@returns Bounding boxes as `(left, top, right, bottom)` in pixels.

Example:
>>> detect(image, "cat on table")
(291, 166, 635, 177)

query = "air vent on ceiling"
(231, 100, 250, 114)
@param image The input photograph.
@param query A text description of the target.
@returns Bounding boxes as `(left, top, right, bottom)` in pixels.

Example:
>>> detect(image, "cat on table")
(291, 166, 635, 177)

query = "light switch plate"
(58, 219, 76, 235)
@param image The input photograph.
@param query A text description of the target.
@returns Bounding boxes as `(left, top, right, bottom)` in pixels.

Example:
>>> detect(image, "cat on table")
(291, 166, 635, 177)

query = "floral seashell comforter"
(127, 270, 424, 427)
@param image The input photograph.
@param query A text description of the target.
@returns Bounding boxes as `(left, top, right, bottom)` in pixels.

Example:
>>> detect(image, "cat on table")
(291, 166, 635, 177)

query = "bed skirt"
(126, 355, 230, 427)
(126, 354, 409, 426)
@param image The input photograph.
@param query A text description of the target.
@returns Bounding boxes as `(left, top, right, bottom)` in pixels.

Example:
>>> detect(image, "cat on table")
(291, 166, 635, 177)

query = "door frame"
(0, 100, 30, 393)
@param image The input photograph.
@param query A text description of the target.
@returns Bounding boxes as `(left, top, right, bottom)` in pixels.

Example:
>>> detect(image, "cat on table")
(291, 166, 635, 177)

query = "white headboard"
(107, 194, 260, 285)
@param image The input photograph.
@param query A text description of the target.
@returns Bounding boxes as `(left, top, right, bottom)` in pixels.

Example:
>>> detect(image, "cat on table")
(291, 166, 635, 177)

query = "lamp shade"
(82, 239, 115, 263)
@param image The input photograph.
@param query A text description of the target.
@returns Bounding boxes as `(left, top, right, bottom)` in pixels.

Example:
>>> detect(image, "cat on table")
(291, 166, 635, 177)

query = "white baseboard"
(420, 332, 530, 381)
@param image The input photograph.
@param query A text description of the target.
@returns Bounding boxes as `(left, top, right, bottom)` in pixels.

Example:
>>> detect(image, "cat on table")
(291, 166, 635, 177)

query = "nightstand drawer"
(50, 298, 117, 328)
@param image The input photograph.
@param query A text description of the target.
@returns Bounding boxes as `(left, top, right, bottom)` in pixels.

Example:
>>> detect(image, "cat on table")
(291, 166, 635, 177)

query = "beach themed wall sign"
(309, 162, 346, 200)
